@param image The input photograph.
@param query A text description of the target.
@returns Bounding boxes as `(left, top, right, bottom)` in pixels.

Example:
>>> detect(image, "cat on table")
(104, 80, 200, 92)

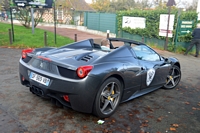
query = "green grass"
(0, 22, 74, 48)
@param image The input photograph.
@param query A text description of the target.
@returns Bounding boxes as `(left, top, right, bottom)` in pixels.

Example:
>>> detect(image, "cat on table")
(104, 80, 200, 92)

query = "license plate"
(29, 72, 50, 86)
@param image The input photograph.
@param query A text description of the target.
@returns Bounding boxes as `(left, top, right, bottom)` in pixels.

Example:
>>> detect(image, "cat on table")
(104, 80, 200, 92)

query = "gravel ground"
(0, 47, 200, 133)
(0, 25, 200, 133)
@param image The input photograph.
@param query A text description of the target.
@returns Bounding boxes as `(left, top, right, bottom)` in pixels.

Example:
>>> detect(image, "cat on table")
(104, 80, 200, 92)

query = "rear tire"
(93, 77, 122, 118)
(163, 65, 181, 89)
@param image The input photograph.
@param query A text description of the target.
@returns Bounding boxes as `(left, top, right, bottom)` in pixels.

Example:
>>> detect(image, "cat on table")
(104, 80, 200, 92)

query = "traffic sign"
(12, 0, 53, 8)
(179, 21, 194, 35)
(17, 3, 26, 7)
(13, 0, 29, 7)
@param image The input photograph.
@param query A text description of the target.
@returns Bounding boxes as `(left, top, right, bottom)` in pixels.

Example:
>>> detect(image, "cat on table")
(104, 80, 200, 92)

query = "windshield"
(131, 44, 161, 61)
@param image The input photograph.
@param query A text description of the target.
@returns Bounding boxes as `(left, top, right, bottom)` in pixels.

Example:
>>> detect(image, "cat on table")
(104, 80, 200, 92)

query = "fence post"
(107, 30, 110, 38)
(75, 34, 77, 42)
(8, 29, 13, 44)
(44, 31, 47, 46)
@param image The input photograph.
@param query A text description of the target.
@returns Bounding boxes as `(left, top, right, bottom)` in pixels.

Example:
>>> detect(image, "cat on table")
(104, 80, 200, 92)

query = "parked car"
(19, 38, 181, 118)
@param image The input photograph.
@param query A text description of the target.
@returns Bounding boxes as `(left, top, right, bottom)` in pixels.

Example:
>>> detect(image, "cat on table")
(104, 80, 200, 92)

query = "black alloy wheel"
(93, 77, 122, 118)
(163, 65, 181, 89)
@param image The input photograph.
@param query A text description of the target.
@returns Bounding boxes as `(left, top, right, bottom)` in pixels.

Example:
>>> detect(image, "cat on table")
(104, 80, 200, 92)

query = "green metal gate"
(84, 12, 117, 34)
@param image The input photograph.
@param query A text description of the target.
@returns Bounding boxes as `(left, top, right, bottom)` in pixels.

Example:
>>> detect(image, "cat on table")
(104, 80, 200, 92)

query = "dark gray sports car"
(19, 38, 181, 118)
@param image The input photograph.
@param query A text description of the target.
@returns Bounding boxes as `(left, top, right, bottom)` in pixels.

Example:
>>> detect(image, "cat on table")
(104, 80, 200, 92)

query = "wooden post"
(44, 31, 47, 46)
(75, 34, 77, 42)
(8, 29, 13, 44)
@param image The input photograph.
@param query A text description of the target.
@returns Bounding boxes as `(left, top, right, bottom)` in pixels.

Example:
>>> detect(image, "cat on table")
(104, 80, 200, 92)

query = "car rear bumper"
(19, 58, 100, 113)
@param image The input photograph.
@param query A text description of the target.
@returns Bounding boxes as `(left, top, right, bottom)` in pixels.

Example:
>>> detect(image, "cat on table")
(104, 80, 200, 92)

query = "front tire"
(163, 65, 181, 89)
(93, 77, 122, 118)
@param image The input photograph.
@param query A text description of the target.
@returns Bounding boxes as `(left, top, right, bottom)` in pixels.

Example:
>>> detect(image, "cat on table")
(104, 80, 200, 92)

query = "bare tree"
(13, 7, 46, 28)
(186, 0, 198, 11)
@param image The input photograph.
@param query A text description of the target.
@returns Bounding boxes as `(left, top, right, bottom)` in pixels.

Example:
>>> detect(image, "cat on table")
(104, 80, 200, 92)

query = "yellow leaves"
(90, 0, 110, 12)
(169, 124, 179, 131)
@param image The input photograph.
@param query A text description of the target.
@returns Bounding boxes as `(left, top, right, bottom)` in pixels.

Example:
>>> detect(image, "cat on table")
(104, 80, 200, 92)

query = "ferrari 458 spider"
(19, 38, 181, 118)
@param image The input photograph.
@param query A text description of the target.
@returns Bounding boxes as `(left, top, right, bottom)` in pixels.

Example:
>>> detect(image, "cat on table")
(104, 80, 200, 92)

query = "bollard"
(107, 30, 110, 38)
(142, 37, 144, 43)
(75, 34, 77, 42)
(44, 31, 47, 46)
(9, 29, 13, 44)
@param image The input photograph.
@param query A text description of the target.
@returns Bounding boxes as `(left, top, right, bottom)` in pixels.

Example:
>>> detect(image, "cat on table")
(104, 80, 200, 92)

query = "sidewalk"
(37, 25, 106, 42)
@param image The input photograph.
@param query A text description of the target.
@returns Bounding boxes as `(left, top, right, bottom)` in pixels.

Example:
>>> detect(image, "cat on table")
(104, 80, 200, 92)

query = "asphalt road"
(0, 47, 200, 133)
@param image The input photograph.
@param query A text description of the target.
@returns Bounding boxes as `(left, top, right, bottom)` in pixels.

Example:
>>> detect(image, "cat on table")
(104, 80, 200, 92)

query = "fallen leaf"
(141, 123, 148, 127)
(127, 126, 131, 131)
(189, 112, 194, 115)
(112, 119, 116, 123)
(119, 115, 124, 119)
(83, 125, 87, 128)
(139, 130, 145, 133)
(170, 127, 176, 131)
(157, 117, 162, 122)
(185, 102, 190, 105)
(172, 124, 179, 128)
(192, 107, 197, 110)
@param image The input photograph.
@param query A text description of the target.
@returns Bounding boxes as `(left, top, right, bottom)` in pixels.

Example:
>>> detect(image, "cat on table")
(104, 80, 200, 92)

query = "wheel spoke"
(110, 82, 115, 94)
(171, 78, 175, 86)
(101, 99, 110, 112)
(112, 93, 119, 99)
(101, 92, 109, 99)
(174, 74, 180, 79)
(110, 101, 114, 110)
(166, 78, 171, 85)
(171, 67, 175, 75)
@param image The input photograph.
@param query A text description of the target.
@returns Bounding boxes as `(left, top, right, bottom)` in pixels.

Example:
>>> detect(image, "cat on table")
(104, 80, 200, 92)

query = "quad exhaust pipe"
(30, 86, 44, 96)
(30, 86, 65, 108)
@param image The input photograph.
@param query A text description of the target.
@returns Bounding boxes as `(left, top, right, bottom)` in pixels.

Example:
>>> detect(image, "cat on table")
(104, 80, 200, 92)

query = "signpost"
(11, 0, 54, 39)
(164, 0, 176, 50)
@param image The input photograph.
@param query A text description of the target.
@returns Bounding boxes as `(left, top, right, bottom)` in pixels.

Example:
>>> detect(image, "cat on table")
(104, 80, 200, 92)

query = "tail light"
(76, 65, 93, 78)
(63, 95, 70, 102)
(22, 49, 34, 59)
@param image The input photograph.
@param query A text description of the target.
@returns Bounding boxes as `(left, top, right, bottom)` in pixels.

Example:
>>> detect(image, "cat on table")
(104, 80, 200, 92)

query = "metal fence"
(84, 12, 117, 34)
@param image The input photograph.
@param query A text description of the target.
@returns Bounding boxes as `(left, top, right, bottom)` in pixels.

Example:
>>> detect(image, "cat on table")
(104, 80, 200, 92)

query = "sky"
(85, 0, 92, 4)
(85, 0, 195, 7)
(85, 0, 195, 4)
